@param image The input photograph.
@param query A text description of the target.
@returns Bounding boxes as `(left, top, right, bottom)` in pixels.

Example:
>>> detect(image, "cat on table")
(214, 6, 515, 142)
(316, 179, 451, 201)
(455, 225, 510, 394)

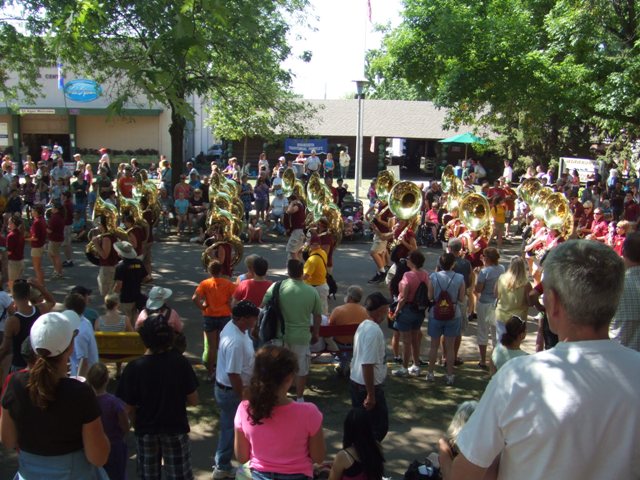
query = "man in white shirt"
(269, 189, 288, 234)
(439, 240, 640, 480)
(65, 292, 99, 377)
(350, 292, 390, 442)
(51, 157, 72, 184)
(213, 301, 259, 479)
(305, 150, 321, 175)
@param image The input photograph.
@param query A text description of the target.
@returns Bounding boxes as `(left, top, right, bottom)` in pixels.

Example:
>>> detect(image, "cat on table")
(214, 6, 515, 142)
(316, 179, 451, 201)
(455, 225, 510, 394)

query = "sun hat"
(30, 312, 77, 358)
(146, 286, 173, 310)
(114, 241, 137, 260)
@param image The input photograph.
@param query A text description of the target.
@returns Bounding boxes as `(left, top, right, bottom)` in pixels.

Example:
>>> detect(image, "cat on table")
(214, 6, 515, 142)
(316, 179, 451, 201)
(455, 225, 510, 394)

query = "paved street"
(0, 234, 536, 478)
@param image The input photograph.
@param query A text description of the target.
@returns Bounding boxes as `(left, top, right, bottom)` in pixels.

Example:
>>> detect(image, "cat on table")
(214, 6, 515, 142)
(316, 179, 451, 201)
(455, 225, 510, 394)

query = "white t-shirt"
(70, 317, 100, 376)
(216, 320, 255, 388)
(490, 343, 527, 371)
(502, 166, 513, 183)
(0, 291, 13, 332)
(271, 196, 288, 216)
(350, 319, 387, 386)
(305, 156, 321, 172)
(457, 340, 640, 479)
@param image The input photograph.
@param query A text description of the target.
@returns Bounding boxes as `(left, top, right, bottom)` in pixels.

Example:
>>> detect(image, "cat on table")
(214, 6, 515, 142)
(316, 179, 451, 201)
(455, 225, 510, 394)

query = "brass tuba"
(459, 193, 491, 232)
(441, 165, 456, 193)
(376, 169, 396, 203)
(282, 168, 297, 198)
(387, 181, 424, 251)
(202, 206, 244, 269)
(85, 196, 126, 265)
(542, 192, 571, 230)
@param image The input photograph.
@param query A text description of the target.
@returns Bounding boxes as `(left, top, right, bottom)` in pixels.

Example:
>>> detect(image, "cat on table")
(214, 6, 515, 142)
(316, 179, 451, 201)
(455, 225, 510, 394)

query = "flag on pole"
(367, 0, 372, 22)
(57, 62, 65, 90)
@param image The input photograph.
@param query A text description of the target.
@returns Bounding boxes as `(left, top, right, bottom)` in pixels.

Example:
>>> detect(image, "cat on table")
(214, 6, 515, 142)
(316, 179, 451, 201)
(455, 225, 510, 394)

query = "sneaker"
(368, 272, 383, 284)
(392, 367, 408, 377)
(468, 313, 478, 322)
(408, 365, 420, 376)
(419, 358, 429, 366)
(446, 374, 455, 386)
(393, 356, 402, 364)
(51, 272, 64, 279)
(212, 467, 236, 479)
(425, 372, 435, 382)
(62, 260, 70, 267)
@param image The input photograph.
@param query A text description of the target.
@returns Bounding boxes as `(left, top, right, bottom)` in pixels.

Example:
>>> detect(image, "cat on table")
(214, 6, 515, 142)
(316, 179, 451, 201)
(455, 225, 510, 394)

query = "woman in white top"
(339, 151, 351, 179)
(94, 293, 133, 378)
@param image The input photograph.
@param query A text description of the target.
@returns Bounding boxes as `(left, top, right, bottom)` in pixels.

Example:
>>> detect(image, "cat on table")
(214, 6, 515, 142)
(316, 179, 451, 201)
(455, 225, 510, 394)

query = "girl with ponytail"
(1, 312, 110, 479)
(235, 345, 326, 480)
(490, 315, 529, 373)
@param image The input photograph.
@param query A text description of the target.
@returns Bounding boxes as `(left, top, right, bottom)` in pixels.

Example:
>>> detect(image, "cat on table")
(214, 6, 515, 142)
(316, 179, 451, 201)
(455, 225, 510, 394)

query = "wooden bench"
(94, 332, 146, 363)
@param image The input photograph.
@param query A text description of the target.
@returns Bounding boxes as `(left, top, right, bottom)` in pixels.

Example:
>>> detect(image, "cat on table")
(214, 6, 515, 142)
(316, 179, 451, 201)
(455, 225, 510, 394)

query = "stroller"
(341, 200, 364, 240)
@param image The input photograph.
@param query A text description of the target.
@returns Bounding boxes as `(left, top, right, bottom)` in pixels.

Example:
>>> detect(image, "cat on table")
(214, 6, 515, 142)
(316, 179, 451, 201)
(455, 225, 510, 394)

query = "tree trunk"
(242, 135, 248, 166)
(169, 104, 187, 191)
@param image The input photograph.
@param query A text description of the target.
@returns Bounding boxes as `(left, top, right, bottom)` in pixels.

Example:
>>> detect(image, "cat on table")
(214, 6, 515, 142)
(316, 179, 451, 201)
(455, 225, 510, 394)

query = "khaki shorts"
(370, 235, 388, 254)
(48, 241, 62, 256)
(284, 342, 311, 376)
(286, 229, 305, 254)
(62, 225, 72, 246)
(98, 266, 116, 297)
(8, 260, 24, 281)
(31, 246, 44, 258)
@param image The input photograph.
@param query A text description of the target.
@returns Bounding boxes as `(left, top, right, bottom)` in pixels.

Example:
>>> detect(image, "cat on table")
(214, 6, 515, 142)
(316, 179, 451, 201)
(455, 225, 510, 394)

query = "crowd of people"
(0, 145, 639, 480)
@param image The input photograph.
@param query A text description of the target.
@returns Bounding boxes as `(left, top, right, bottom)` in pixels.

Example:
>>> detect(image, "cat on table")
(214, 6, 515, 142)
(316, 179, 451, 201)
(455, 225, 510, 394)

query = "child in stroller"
(341, 199, 364, 240)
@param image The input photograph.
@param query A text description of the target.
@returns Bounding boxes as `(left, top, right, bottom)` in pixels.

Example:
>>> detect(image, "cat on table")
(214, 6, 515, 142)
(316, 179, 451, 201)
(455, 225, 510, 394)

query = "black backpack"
(310, 253, 338, 299)
(257, 281, 284, 344)
(412, 277, 430, 312)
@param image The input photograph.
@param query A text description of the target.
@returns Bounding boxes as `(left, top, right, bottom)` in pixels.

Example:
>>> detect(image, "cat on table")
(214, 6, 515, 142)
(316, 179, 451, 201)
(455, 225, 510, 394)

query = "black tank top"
(12, 306, 40, 368)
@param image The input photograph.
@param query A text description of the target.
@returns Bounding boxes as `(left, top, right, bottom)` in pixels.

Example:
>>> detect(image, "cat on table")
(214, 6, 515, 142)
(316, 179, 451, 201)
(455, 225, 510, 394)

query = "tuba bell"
(441, 165, 456, 193)
(388, 181, 424, 220)
(543, 192, 571, 230)
(459, 193, 491, 232)
(282, 168, 297, 198)
(376, 169, 396, 203)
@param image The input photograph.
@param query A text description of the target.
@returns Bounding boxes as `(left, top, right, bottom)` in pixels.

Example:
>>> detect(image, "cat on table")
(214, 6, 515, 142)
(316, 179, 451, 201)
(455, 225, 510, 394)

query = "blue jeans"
(349, 381, 388, 442)
(17, 449, 109, 480)
(251, 470, 311, 480)
(214, 385, 240, 471)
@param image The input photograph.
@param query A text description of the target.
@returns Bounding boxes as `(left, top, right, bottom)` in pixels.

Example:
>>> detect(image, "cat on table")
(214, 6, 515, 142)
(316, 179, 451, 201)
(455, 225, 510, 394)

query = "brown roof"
(303, 99, 464, 139)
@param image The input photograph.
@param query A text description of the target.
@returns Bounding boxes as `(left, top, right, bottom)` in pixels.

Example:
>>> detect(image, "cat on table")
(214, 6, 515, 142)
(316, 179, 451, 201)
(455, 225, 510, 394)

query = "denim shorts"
(427, 316, 461, 338)
(393, 306, 425, 332)
(203, 316, 231, 332)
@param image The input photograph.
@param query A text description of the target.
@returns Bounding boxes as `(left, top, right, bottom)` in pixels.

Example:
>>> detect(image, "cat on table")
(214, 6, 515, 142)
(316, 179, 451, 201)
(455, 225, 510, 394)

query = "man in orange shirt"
(117, 164, 136, 198)
(328, 285, 369, 376)
(192, 260, 237, 379)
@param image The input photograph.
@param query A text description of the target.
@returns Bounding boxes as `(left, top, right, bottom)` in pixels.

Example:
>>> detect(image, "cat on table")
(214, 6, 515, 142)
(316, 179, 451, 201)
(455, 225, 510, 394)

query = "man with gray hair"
(610, 231, 640, 351)
(328, 285, 369, 375)
(439, 240, 640, 480)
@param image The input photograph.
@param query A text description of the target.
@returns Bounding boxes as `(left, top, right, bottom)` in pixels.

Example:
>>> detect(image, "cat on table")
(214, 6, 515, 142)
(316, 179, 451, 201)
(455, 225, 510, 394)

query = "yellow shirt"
(492, 204, 506, 224)
(304, 248, 328, 286)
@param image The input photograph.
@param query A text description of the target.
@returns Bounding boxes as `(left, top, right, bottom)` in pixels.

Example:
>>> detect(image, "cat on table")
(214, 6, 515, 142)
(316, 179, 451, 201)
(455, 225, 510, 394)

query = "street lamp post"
(353, 79, 368, 201)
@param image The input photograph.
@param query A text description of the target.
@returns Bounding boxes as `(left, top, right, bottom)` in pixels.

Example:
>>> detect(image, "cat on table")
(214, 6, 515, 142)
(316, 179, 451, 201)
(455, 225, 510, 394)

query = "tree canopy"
(367, 0, 640, 166)
(1, 0, 309, 184)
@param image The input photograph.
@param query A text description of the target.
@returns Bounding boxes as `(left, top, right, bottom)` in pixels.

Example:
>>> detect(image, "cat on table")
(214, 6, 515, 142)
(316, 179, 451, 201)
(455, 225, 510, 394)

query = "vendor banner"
(284, 138, 328, 155)
(559, 157, 603, 183)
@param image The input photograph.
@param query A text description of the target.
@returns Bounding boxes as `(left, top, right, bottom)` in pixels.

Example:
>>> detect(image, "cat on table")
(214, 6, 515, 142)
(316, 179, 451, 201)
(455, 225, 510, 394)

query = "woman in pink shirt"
(235, 345, 325, 480)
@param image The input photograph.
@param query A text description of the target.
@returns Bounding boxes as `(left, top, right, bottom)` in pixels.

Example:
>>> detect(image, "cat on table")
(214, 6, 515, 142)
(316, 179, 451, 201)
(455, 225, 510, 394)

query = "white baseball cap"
(30, 312, 77, 358)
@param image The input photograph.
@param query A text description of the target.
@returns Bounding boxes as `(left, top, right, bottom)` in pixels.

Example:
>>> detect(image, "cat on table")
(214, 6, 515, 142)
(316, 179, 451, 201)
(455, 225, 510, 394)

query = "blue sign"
(64, 79, 102, 103)
(284, 138, 328, 155)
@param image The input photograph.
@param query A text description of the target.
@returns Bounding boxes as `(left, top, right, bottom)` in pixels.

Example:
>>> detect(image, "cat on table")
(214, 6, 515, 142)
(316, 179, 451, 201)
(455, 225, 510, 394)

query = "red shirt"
(591, 220, 609, 239)
(47, 212, 65, 242)
(30, 217, 47, 248)
(142, 210, 154, 243)
(373, 204, 393, 233)
(233, 279, 273, 306)
(63, 200, 74, 226)
(624, 202, 640, 222)
(7, 229, 24, 261)
(99, 233, 120, 267)
(284, 200, 306, 231)
(613, 234, 625, 256)
(118, 176, 135, 198)
(130, 225, 146, 256)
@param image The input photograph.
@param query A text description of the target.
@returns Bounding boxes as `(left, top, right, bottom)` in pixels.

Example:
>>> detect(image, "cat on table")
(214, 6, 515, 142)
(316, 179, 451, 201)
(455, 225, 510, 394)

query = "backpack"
(310, 253, 338, 299)
(257, 281, 284, 344)
(433, 274, 456, 321)
(412, 273, 430, 312)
